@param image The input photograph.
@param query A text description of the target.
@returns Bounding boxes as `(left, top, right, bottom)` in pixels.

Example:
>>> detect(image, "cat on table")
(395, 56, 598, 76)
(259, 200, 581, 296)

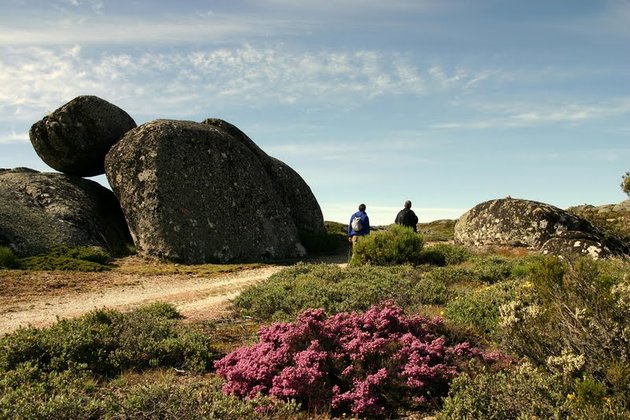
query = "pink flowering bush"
(215, 302, 504, 417)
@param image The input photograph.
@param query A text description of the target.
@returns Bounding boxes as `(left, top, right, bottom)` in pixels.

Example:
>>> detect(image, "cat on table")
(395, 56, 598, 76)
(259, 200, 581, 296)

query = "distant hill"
(326, 200, 630, 248)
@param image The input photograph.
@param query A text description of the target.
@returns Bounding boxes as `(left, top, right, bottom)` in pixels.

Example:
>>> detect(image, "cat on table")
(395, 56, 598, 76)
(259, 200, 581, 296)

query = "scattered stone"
(0, 168, 133, 257)
(29, 95, 136, 176)
(105, 119, 313, 263)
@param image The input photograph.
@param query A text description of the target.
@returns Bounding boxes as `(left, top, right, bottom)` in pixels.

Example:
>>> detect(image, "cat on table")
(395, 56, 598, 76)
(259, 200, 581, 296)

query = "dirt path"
(0, 257, 288, 336)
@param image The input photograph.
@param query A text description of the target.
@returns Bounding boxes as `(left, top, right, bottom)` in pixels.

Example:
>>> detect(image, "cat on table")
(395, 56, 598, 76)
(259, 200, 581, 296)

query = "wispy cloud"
(431, 98, 630, 130)
(0, 130, 29, 145)
(0, 44, 494, 126)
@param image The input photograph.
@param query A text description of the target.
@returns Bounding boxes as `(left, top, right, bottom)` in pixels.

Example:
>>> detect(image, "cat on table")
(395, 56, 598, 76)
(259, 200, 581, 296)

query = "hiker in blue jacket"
(348, 203, 370, 249)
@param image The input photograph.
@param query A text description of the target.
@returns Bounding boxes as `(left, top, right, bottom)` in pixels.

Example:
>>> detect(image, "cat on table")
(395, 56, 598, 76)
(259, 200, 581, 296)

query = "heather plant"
(233, 263, 438, 321)
(351, 224, 424, 265)
(215, 302, 506, 417)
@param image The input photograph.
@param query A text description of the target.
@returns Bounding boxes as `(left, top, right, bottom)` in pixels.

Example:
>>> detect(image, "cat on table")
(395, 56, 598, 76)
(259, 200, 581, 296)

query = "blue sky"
(1, 0, 629, 225)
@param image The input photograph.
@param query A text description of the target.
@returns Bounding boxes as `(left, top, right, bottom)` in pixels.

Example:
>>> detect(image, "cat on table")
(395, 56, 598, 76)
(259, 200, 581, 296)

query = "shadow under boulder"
(0, 168, 133, 257)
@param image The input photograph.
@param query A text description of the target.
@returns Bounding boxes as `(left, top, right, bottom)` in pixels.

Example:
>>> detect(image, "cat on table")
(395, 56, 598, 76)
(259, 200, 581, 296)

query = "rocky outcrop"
(202, 118, 325, 236)
(0, 168, 133, 257)
(105, 119, 319, 263)
(454, 198, 629, 259)
(29, 95, 136, 176)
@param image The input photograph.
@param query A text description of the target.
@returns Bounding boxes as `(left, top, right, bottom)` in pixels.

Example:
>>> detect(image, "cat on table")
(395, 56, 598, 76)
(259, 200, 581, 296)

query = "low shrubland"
(0, 303, 304, 418)
(2, 226, 630, 418)
(0, 302, 215, 376)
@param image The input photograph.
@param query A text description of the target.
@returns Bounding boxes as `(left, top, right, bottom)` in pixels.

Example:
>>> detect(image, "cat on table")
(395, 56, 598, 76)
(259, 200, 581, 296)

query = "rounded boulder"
(29, 95, 136, 176)
(0, 168, 133, 257)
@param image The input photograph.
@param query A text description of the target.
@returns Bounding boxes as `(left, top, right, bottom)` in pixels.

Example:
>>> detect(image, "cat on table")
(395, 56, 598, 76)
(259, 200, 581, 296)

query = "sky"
(1, 0, 629, 226)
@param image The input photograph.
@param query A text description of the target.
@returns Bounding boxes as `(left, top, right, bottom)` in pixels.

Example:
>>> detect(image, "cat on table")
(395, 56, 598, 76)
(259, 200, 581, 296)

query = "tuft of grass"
(19, 245, 113, 271)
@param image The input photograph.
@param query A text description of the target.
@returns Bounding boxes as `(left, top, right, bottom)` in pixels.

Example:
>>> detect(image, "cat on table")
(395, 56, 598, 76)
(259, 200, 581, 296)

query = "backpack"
(351, 215, 363, 232)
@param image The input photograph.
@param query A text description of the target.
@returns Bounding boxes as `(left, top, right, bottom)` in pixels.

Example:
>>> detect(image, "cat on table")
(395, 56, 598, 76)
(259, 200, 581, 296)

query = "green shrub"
(102, 374, 303, 420)
(438, 362, 569, 419)
(499, 257, 630, 377)
(0, 246, 18, 269)
(424, 266, 477, 287)
(19, 245, 113, 271)
(352, 225, 424, 266)
(469, 255, 515, 284)
(234, 263, 429, 321)
(422, 243, 471, 266)
(0, 364, 103, 419)
(411, 275, 454, 306)
(0, 367, 303, 419)
(0, 303, 216, 377)
(444, 279, 520, 336)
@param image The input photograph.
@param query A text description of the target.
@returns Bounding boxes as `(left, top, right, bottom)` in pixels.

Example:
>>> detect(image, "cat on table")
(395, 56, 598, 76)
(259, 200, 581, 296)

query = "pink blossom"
(214, 301, 504, 416)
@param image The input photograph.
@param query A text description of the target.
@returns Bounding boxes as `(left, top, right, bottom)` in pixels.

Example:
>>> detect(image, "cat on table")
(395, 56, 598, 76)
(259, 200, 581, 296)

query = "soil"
(0, 254, 348, 336)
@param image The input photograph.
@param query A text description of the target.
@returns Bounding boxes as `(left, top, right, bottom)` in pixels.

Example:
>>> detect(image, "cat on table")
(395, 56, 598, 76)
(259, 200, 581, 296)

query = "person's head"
(404, 200, 412, 209)
(358, 203, 366, 212)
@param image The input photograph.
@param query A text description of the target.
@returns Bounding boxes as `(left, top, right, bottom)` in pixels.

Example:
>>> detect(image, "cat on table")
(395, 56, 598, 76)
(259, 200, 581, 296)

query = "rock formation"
(454, 197, 629, 259)
(105, 119, 323, 263)
(0, 168, 133, 257)
(29, 95, 136, 176)
(202, 118, 325, 236)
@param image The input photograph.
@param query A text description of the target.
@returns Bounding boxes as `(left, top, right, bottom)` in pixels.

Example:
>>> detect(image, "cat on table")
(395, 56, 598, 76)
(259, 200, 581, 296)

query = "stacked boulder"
(454, 198, 630, 259)
(3, 95, 325, 263)
(1, 96, 135, 257)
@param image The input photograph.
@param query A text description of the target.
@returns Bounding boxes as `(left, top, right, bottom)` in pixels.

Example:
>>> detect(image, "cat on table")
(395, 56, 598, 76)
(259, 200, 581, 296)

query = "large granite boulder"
(29, 95, 136, 176)
(105, 119, 316, 263)
(0, 168, 133, 257)
(202, 118, 325, 236)
(454, 198, 629, 259)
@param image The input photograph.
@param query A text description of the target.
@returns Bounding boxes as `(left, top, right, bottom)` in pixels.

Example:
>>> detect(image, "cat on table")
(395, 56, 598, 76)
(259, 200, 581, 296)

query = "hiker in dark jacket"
(395, 200, 419, 232)
(348, 203, 370, 247)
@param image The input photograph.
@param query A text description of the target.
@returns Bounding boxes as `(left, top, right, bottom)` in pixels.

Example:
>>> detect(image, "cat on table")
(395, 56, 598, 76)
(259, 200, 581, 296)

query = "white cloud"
(3, 44, 487, 124)
(0, 130, 29, 144)
(0, 12, 296, 46)
(431, 98, 630, 130)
